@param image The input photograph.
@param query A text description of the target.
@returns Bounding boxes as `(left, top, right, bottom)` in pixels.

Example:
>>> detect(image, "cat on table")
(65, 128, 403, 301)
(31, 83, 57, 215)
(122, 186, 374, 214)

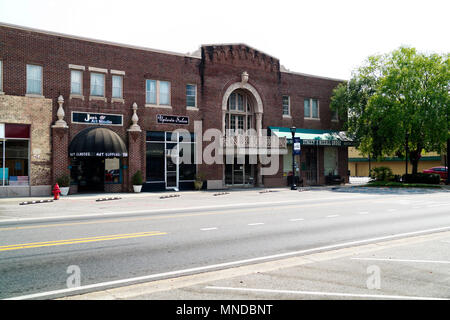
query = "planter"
(60, 187, 70, 196)
(133, 185, 142, 193)
(194, 180, 204, 190)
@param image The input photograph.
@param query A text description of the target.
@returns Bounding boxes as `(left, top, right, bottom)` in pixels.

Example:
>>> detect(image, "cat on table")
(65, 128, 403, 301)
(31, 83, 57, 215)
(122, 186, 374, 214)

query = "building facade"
(0, 22, 350, 196)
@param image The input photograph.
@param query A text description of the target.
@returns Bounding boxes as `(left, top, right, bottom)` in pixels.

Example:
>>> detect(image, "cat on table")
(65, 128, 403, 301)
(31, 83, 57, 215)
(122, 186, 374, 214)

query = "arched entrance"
(221, 79, 264, 187)
(68, 127, 128, 192)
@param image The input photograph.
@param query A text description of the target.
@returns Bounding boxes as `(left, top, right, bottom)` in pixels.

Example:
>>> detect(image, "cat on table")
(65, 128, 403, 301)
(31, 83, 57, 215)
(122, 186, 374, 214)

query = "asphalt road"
(1, 190, 449, 299)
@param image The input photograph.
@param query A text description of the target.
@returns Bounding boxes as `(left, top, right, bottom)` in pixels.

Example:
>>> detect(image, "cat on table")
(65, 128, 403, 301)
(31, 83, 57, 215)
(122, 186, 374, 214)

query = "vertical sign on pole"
(293, 137, 301, 156)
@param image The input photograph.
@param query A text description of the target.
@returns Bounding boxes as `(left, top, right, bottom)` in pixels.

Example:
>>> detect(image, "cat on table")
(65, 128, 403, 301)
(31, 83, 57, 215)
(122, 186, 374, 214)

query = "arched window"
(225, 90, 254, 135)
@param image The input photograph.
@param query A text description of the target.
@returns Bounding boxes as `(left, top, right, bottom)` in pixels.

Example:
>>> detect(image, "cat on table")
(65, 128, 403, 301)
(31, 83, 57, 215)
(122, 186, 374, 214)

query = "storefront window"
(146, 131, 197, 184)
(0, 124, 30, 186)
(3, 140, 29, 186)
(146, 142, 164, 182)
(104, 158, 121, 184)
(179, 143, 195, 181)
(0, 140, 4, 186)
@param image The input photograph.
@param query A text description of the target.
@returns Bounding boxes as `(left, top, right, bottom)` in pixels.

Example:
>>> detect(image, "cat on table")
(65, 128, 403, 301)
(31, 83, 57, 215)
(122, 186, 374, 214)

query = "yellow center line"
(0, 197, 395, 232)
(0, 231, 167, 252)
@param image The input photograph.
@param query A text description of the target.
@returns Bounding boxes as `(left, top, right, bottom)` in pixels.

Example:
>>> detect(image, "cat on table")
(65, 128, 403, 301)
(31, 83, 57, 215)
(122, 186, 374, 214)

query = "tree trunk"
(409, 149, 422, 174)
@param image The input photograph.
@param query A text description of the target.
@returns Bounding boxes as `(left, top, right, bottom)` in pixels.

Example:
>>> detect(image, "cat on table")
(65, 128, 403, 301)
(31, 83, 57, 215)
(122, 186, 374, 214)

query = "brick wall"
(0, 24, 346, 191)
(0, 94, 52, 187)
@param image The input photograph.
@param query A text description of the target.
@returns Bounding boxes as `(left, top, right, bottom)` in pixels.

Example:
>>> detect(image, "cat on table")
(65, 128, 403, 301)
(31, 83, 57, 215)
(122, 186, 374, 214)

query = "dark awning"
(69, 127, 128, 157)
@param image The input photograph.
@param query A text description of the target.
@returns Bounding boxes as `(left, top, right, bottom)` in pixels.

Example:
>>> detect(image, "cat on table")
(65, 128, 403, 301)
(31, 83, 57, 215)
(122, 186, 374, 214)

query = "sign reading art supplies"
(72, 112, 123, 126)
(293, 137, 301, 155)
(157, 114, 189, 125)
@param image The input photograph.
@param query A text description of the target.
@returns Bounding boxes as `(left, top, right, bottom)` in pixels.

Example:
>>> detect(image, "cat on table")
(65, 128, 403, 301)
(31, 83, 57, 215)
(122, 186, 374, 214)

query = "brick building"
(0, 22, 351, 196)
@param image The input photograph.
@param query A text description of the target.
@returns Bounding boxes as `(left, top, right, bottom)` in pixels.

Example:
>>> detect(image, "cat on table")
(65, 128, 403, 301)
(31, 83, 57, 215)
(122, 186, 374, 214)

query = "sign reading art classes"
(72, 112, 123, 126)
(157, 114, 189, 125)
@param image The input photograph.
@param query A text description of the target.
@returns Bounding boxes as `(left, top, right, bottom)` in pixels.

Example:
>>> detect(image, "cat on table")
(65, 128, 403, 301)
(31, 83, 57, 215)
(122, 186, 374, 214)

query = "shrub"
(195, 172, 206, 182)
(369, 167, 394, 182)
(56, 175, 70, 187)
(402, 173, 440, 184)
(132, 170, 143, 185)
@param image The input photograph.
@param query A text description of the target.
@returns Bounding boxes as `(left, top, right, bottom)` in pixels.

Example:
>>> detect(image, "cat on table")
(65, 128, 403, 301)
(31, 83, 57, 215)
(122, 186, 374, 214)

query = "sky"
(0, 0, 448, 80)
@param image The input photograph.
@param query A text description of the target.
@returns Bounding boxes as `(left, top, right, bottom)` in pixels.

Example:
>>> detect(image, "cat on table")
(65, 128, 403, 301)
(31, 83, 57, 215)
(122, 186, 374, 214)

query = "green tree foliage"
(331, 47, 450, 173)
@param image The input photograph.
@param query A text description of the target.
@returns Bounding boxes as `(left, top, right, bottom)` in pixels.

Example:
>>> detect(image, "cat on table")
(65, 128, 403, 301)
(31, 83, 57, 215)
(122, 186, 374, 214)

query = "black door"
(76, 158, 105, 193)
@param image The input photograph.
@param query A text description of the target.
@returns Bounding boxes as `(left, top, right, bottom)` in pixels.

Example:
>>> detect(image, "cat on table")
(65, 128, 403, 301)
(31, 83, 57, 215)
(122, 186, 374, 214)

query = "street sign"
(293, 137, 301, 155)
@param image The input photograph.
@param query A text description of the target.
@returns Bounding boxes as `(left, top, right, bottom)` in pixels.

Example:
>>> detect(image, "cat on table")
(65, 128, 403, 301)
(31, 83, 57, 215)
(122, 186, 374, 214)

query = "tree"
(331, 47, 450, 174)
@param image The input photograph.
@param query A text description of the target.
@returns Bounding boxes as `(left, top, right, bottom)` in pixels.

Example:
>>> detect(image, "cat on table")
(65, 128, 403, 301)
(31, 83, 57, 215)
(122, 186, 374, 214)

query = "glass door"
(165, 132, 179, 191)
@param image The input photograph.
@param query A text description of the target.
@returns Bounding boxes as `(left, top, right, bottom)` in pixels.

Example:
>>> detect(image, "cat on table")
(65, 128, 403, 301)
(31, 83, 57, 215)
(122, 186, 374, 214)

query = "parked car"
(422, 166, 448, 180)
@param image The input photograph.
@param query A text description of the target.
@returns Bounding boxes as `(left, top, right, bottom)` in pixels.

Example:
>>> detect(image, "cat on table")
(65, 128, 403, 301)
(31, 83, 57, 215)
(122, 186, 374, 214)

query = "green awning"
(269, 127, 354, 147)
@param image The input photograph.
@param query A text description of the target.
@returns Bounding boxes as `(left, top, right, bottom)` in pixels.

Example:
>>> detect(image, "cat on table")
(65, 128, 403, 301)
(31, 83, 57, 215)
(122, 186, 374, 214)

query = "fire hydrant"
(52, 183, 61, 200)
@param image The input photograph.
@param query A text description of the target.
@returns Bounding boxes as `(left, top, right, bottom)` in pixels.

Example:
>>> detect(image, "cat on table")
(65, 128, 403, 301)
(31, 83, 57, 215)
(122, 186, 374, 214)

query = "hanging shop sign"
(72, 112, 123, 126)
(156, 114, 189, 125)
(300, 139, 353, 147)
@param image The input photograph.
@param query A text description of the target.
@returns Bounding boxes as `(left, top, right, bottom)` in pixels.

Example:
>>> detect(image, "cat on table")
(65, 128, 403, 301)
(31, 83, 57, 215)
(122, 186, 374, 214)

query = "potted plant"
(56, 175, 71, 196)
(132, 170, 143, 193)
(194, 172, 206, 190)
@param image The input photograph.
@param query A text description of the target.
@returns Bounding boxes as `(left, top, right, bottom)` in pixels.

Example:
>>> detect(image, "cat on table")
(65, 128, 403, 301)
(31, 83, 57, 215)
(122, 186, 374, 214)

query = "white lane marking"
(200, 227, 218, 231)
(428, 203, 450, 208)
(326, 215, 340, 218)
(248, 223, 265, 226)
(289, 218, 304, 222)
(204, 286, 447, 300)
(0, 195, 377, 224)
(412, 206, 421, 209)
(387, 209, 397, 212)
(6, 225, 450, 300)
(358, 212, 369, 215)
(351, 257, 450, 265)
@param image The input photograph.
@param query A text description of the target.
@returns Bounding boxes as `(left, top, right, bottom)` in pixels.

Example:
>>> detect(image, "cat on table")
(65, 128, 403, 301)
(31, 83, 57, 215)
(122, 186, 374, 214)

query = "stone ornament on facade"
(127, 102, 141, 132)
(241, 71, 249, 84)
(52, 95, 68, 128)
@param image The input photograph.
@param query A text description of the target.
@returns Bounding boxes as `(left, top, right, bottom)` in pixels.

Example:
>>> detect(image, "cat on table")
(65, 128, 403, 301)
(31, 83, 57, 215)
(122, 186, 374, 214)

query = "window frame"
(225, 91, 254, 135)
(304, 97, 320, 120)
(282, 95, 290, 117)
(112, 74, 123, 99)
(70, 69, 83, 96)
(90, 72, 106, 97)
(145, 79, 172, 108)
(26, 64, 43, 96)
(159, 80, 171, 106)
(331, 107, 339, 122)
(186, 84, 197, 108)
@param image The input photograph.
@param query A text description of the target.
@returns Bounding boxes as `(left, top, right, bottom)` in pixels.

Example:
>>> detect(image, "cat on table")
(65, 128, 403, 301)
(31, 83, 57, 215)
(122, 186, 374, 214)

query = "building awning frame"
(69, 127, 128, 157)
(268, 127, 355, 147)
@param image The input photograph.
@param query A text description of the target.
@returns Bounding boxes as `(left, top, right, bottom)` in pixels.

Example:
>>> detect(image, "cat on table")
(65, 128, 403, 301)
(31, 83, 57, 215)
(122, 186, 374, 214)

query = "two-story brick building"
(0, 22, 351, 197)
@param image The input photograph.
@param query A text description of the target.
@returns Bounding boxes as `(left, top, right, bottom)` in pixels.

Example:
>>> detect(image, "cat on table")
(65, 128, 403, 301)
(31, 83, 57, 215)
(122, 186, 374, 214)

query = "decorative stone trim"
(186, 106, 199, 111)
(69, 94, 84, 100)
(52, 95, 68, 128)
(88, 66, 108, 73)
(111, 69, 125, 75)
(89, 96, 107, 102)
(25, 94, 45, 99)
(145, 104, 172, 109)
(128, 102, 141, 132)
(111, 98, 125, 103)
(68, 64, 85, 71)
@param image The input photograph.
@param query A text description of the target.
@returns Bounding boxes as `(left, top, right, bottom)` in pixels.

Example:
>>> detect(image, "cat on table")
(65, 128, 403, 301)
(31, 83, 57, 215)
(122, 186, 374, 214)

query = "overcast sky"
(0, 0, 448, 80)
